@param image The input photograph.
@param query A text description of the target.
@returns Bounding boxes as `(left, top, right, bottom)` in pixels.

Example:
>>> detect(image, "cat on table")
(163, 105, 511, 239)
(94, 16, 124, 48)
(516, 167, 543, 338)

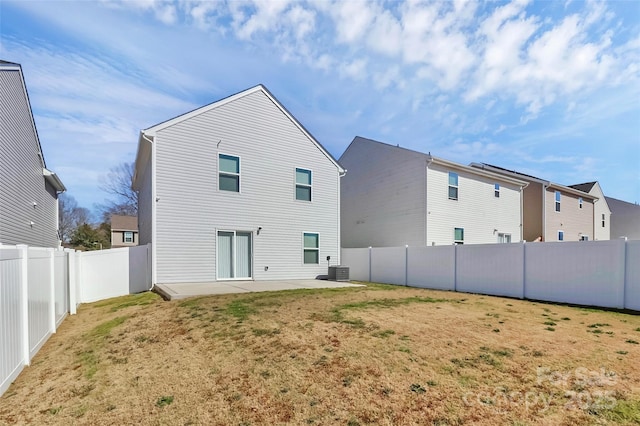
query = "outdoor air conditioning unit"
(328, 265, 350, 282)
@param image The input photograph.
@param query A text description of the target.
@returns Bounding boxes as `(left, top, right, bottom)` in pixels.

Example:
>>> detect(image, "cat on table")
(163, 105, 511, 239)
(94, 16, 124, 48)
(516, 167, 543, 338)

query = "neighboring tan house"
(132, 85, 345, 284)
(569, 181, 611, 240)
(110, 215, 139, 248)
(0, 60, 65, 247)
(340, 137, 528, 248)
(606, 197, 640, 240)
(471, 163, 597, 242)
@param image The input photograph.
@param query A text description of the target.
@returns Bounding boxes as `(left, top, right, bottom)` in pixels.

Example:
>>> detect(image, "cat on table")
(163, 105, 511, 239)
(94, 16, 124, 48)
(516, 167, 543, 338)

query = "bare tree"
(98, 162, 138, 221)
(58, 194, 93, 243)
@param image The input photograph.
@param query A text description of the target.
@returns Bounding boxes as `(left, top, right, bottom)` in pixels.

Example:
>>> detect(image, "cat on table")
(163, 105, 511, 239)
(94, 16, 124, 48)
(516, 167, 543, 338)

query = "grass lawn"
(1, 283, 639, 425)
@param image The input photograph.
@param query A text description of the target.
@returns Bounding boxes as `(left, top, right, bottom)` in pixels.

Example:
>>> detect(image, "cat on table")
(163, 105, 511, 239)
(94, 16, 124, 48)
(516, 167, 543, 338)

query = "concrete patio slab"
(154, 279, 365, 300)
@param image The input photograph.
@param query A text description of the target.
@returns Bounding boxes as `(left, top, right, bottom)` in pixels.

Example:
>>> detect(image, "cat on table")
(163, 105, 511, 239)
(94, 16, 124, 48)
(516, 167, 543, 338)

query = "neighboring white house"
(569, 181, 611, 240)
(339, 137, 527, 248)
(132, 85, 345, 284)
(0, 60, 65, 247)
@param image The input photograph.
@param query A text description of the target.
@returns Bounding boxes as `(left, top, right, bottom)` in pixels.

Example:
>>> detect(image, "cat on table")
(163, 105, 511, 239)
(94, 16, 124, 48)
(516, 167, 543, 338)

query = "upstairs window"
(494, 183, 500, 198)
(124, 231, 133, 243)
(219, 154, 240, 192)
(448, 172, 459, 200)
(555, 191, 561, 212)
(454, 227, 464, 245)
(602, 214, 605, 228)
(579, 197, 583, 209)
(295, 168, 312, 201)
(303, 233, 319, 264)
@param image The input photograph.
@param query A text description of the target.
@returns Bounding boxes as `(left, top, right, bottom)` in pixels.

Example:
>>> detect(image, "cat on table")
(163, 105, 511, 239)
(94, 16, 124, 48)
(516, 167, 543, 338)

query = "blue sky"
(2, 0, 639, 214)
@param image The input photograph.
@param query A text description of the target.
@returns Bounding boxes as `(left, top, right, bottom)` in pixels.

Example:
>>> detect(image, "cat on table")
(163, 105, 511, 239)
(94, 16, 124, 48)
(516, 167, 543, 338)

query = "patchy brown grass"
(1, 284, 639, 425)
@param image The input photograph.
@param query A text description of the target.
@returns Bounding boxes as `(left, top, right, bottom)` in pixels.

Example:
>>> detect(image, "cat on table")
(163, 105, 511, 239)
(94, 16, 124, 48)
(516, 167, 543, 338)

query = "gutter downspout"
(425, 157, 433, 246)
(142, 132, 156, 289)
(520, 182, 529, 242)
(542, 183, 549, 241)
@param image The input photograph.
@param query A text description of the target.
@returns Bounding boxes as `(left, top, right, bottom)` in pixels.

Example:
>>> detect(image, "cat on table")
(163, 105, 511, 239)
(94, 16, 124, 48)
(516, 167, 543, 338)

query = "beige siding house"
(133, 85, 345, 284)
(110, 215, 139, 248)
(471, 164, 597, 242)
(0, 60, 65, 247)
(340, 137, 527, 248)
(569, 181, 611, 240)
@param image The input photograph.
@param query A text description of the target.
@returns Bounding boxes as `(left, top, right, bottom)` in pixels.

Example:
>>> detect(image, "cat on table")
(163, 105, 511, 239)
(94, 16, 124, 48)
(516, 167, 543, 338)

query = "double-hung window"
(219, 154, 240, 192)
(558, 230, 564, 241)
(303, 233, 319, 264)
(124, 231, 133, 243)
(579, 197, 583, 209)
(296, 168, 312, 201)
(555, 191, 561, 212)
(602, 214, 605, 228)
(448, 172, 459, 200)
(497, 233, 511, 243)
(494, 183, 500, 198)
(454, 227, 464, 245)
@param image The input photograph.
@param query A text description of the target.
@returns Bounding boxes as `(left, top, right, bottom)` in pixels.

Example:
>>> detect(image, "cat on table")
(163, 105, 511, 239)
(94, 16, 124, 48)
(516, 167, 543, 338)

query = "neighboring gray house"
(569, 181, 611, 240)
(340, 137, 528, 248)
(110, 214, 139, 248)
(0, 60, 65, 247)
(606, 197, 640, 240)
(132, 85, 345, 284)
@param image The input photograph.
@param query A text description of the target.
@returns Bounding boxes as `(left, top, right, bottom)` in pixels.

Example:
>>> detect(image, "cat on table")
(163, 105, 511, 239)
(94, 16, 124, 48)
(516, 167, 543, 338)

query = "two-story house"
(339, 137, 527, 248)
(132, 85, 345, 284)
(606, 197, 640, 240)
(569, 181, 611, 240)
(471, 164, 598, 242)
(0, 60, 65, 247)
(110, 215, 139, 248)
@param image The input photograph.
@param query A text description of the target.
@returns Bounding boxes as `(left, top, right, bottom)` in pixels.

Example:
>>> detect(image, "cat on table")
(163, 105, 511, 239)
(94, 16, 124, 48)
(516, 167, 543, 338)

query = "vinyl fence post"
(522, 241, 526, 300)
(49, 248, 56, 333)
(405, 245, 409, 286)
(67, 250, 77, 315)
(622, 238, 628, 309)
(368, 247, 372, 283)
(453, 244, 457, 292)
(17, 245, 30, 366)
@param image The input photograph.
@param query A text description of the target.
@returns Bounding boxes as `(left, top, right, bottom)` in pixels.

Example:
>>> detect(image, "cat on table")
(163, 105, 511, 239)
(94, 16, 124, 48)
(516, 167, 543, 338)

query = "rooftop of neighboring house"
(470, 163, 598, 200)
(569, 182, 597, 193)
(605, 196, 640, 212)
(344, 136, 528, 186)
(110, 215, 138, 232)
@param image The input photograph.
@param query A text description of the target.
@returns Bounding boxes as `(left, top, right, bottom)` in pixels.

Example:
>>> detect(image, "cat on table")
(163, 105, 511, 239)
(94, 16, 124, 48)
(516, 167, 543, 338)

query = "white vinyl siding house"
(133, 85, 344, 284)
(339, 137, 526, 248)
(0, 61, 65, 248)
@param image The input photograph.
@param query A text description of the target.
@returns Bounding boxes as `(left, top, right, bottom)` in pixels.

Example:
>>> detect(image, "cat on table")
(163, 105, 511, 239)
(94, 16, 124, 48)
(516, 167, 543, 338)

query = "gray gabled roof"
(569, 182, 597, 193)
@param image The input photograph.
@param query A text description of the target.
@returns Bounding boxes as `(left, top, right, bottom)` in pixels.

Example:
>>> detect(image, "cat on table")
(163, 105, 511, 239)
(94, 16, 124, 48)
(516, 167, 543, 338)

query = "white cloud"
(339, 58, 368, 80)
(332, 0, 375, 44)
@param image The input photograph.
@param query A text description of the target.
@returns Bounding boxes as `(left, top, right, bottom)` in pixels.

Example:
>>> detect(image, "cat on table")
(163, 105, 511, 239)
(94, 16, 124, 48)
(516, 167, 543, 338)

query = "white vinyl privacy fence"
(0, 244, 152, 396)
(342, 239, 640, 311)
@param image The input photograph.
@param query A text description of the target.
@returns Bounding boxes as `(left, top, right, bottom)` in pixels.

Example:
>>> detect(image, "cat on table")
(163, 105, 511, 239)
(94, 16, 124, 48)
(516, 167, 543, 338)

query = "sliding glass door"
(217, 231, 252, 279)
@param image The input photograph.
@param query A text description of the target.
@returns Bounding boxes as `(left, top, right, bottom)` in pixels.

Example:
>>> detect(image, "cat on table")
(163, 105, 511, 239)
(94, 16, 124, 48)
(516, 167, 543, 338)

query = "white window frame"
(579, 197, 583, 209)
(303, 232, 319, 265)
(218, 153, 241, 193)
(497, 233, 511, 243)
(555, 191, 561, 212)
(295, 167, 312, 202)
(454, 227, 464, 245)
(602, 214, 605, 228)
(448, 172, 459, 200)
(124, 231, 133, 243)
(580, 235, 589, 241)
(558, 230, 564, 241)
(494, 183, 500, 198)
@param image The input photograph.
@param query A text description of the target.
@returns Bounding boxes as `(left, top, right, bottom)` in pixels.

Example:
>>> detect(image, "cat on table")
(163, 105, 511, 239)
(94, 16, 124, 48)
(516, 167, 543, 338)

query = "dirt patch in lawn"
(1, 284, 639, 425)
